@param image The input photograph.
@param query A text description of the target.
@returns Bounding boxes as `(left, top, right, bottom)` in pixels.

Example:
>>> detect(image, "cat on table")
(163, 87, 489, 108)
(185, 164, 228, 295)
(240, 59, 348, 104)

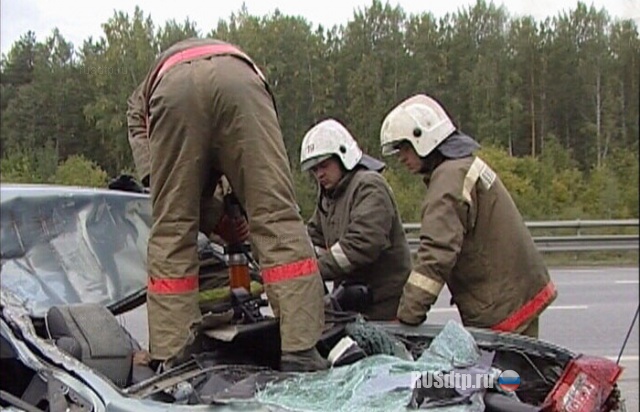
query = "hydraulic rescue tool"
(222, 192, 252, 292)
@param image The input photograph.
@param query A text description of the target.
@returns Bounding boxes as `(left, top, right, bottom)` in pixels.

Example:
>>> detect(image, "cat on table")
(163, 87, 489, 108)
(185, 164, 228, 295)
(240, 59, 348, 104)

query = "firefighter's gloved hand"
(108, 174, 146, 193)
(314, 246, 327, 257)
(214, 214, 250, 244)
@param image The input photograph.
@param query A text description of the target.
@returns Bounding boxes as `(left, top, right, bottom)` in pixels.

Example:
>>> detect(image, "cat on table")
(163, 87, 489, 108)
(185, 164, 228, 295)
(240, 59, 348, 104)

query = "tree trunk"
(307, 51, 316, 122)
(530, 67, 536, 157)
(540, 56, 547, 152)
(596, 69, 602, 167)
(620, 80, 626, 144)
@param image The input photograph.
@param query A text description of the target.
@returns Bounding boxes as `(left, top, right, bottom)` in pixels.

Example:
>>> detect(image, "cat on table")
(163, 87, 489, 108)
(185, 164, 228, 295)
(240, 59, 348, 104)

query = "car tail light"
(542, 354, 623, 412)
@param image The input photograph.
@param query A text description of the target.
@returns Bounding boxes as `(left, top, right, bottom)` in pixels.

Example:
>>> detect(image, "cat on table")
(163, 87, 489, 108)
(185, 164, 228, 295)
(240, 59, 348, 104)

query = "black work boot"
(280, 347, 330, 372)
(149, 329, 206, 375)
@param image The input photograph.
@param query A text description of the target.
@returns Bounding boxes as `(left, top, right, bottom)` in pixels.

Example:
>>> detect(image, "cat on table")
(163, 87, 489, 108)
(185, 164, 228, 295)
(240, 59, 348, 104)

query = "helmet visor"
(301, 154, 332, 172)
(381, 140, 406, 156)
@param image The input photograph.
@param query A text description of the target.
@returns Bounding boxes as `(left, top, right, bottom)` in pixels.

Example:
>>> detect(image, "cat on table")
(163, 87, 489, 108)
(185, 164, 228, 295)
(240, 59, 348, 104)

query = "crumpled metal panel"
(0, 184, 152, 318)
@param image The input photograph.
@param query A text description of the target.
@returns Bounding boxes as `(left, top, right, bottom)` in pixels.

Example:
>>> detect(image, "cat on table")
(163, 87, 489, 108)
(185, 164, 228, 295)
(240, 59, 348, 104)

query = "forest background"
(1, 0, 638, 227)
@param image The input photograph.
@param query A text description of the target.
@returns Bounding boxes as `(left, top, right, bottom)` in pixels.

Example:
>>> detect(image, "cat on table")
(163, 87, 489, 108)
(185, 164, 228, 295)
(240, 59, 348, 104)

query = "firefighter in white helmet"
(300, 119, 411, 320)
(379, 94, 557, 337)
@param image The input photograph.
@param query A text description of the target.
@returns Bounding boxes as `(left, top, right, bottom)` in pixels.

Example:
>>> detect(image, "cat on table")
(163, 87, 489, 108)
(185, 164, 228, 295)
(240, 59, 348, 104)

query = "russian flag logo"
(498, 370, 521, 392)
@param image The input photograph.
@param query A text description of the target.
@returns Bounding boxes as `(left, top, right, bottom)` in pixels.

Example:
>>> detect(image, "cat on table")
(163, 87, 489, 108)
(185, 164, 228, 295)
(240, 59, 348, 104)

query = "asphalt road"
(118, 267, 639, 410)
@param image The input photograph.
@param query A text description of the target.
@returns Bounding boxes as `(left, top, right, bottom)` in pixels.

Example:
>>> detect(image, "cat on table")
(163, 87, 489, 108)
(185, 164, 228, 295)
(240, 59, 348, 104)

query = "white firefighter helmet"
(380, 94, 456, 157)
(300, 119, 363, 171)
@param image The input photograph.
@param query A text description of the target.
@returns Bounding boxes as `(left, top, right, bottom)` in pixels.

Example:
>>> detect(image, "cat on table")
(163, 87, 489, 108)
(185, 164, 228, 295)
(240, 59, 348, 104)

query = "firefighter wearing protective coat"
(379, 94, 557, 338)
(126, 38, 327, 372)
(301, 119, 412, 321)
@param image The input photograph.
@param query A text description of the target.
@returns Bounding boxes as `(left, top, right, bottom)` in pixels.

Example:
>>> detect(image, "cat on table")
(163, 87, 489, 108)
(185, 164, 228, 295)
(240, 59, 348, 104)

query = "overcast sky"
(2, 0, 639, 54)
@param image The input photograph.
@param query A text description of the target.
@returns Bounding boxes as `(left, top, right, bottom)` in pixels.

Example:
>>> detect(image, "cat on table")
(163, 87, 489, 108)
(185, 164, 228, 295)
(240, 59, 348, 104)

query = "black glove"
(108, 174, 146, 193)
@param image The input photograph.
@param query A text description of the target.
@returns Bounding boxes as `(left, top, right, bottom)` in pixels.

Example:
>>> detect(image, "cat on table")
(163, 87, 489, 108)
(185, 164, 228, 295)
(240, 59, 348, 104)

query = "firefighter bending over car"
(379, 94, 557, 338)
(126, 38, 328, 372)
(300, 119, 411, 320)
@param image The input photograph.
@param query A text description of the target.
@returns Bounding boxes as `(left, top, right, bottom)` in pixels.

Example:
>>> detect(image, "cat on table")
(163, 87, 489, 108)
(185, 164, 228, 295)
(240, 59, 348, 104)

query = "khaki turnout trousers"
(146, 54, 325, 360)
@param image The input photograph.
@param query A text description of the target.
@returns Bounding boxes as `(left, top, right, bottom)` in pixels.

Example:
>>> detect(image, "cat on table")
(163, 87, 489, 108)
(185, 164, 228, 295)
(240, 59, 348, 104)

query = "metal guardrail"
(404, 219, 639, 253)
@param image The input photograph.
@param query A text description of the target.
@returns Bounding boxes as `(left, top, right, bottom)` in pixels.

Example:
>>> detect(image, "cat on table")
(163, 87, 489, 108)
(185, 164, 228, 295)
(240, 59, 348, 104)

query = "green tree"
(53, 154, 109, 187)
(0, 144, 58, 184)
(0, 1, 637, 222)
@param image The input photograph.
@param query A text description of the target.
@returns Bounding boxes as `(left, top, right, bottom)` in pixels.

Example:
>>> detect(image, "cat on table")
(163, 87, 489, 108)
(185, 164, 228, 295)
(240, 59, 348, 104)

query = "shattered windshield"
(252, 321, 499, 412)
(0, 184, 152, 318)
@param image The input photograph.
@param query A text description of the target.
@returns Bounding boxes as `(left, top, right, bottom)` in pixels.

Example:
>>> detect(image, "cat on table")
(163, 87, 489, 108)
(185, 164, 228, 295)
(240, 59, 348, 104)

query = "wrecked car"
(0, 183, 627, 411)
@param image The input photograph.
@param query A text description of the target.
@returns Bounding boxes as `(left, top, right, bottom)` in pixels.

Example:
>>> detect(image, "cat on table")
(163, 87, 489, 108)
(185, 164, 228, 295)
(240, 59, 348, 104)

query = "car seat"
(45, 303, 135, 388)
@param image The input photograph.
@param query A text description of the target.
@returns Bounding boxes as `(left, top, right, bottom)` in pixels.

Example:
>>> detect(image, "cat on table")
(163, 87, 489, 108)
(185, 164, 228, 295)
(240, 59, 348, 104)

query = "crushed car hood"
(0, 184, 153, 318)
